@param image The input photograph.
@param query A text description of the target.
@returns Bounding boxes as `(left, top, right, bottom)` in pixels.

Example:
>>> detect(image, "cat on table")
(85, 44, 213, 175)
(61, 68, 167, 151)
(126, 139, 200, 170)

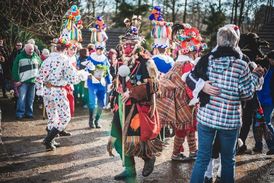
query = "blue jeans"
(16, 82, 35, 118)
(190, 124, 239, 183)
(254, 105, 274, 151)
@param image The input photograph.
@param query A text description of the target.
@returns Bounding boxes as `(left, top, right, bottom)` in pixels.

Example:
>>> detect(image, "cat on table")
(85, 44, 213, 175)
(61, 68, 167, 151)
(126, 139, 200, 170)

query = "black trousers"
(239, 97, 258, 145)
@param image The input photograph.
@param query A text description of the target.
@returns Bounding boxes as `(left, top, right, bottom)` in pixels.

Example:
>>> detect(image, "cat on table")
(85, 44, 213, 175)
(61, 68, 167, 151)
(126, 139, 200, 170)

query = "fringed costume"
(158, 23, 207, 161)
(108, 15, 163, 180)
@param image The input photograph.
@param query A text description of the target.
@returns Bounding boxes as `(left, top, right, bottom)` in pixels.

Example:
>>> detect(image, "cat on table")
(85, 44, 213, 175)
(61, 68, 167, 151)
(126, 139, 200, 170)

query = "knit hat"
(149, 6, 173, 48)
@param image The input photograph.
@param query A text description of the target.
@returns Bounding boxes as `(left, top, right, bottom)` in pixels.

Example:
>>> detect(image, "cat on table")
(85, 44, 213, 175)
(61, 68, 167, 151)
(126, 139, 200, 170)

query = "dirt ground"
(0, 97, 273, 183)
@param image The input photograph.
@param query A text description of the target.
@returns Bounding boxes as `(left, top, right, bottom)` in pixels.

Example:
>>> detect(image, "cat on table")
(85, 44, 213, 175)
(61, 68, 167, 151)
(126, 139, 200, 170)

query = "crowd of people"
(0, 4, 274, 183)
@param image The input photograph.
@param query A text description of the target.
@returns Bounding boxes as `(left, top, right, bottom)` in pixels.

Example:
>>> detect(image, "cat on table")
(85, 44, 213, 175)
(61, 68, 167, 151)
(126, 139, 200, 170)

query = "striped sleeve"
(238, 63, 259, 101)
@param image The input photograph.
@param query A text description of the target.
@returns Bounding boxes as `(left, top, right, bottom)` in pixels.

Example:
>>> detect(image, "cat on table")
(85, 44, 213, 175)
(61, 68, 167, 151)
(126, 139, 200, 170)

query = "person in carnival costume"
(107, 16, 162, 181)
(35, 38, 89, 151)
(59, 4, 83, 136)
(35, 4, 89, 151)
(157, 23, 207, 162)
(149, 6, 174, 75)
(86, 16, 111, 128)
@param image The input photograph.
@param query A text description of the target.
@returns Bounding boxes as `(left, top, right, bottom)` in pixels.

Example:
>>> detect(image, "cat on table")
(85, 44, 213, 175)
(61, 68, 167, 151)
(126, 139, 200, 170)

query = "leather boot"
(43, 127, 60, 151)
(89, 109, 95, 128)
(94, 108, 102, 128)
(59, 130, 71, 136)
(142, 156, 156, 177)
(45, 127, 60, 147)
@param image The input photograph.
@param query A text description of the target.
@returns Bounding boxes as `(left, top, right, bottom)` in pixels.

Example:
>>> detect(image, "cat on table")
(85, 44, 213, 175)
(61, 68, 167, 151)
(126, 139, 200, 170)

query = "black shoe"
(24, 115, 34, 119)
(215, 176, 221, 183)
(95, 121, 101, 128)
(89, 109, 95, 128)
(237, 144, 247, 155)
(16, 116, 24, 121)
(114, 168, 136, 180)
(253, 147, 262, 154)
(43, 127, 60, 151)
(142, 157, 156, 177)
(59, 130, 71, 136)
(266, 150, 274, 155)
(204, 176, 213, 183)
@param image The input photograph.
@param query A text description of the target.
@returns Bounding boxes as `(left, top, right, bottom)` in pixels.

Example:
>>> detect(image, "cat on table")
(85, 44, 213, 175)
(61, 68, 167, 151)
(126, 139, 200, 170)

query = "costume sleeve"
(63, 58, 83, 85)
(11, 55, 20, 81)
(239, 63, 260, 101)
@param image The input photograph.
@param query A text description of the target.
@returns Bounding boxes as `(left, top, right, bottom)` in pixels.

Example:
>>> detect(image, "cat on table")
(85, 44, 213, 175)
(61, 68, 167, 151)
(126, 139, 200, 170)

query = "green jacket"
(12, 51, 42, 83)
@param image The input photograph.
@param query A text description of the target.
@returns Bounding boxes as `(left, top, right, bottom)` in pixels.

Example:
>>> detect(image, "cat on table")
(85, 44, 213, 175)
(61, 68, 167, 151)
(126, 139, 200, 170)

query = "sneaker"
(266, 150, 274, 155)
(171, 153, 187, 161)
(204, 176, 213, 183)
(189, 150, 198, 160)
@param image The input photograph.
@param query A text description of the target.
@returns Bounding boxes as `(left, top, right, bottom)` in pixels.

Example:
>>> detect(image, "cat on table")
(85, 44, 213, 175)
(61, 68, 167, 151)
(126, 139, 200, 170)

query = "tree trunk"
(231, 0, 235, 23)
(183, 0, 187, 22)
(238, 0, 245, 26)
(234, 0, 238, 25)
(172, 0, 176, 23)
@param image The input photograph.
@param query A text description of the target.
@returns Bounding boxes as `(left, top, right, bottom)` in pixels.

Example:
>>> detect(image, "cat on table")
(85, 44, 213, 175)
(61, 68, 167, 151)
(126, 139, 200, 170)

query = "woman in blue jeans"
(186, 25, 265, 183)
(256, 50, 274, 155)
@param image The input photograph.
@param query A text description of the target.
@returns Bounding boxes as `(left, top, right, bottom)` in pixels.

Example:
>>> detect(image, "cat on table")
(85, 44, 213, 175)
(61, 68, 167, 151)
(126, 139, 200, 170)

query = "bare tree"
(0, 0, 69, 39)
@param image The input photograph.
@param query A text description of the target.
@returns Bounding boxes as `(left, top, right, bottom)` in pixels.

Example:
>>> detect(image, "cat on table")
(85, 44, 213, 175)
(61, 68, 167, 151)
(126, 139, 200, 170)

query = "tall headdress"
(89, 16, 108, 49)
(118, 15, 144, 63)
(172, 23, 207, 55)
(149, 6, 173, 48)
(120, 15, 143, 43)
(60, 5, 83, 45)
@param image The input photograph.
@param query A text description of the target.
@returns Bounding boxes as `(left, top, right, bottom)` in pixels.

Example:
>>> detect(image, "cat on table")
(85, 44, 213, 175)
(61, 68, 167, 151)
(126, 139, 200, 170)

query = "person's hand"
(107, 137, 116, 157)
(15, 81, 22, 87)
(253, 65, 265, 77)
(121, 90, 130, 103)
(202, 81, 220, 96)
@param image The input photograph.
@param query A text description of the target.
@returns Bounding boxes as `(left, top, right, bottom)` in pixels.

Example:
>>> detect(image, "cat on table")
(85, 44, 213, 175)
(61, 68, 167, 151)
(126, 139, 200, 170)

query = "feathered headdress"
(149, 6, 173, 48)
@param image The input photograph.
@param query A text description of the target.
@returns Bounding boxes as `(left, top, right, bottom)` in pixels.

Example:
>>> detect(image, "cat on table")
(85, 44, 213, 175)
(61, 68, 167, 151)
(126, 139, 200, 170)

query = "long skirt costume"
(110, 57, 162, 167)
(36, 52, 84, 131)
(157, 61, 197, 155)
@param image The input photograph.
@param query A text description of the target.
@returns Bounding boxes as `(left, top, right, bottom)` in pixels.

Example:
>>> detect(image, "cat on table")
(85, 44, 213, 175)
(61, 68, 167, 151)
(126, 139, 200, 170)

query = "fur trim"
(146, 59, 159, 79)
